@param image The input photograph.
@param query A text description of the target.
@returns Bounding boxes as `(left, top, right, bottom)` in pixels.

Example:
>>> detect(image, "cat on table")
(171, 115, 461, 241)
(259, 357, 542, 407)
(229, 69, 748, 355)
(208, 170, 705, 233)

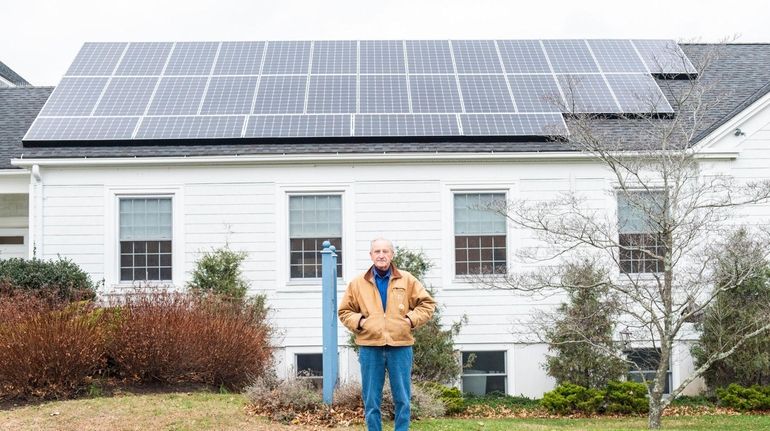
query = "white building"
(2, 41, 770, 397)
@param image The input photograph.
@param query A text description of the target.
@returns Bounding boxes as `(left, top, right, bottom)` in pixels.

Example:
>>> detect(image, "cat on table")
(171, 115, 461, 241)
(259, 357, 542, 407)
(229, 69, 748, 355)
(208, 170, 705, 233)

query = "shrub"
(418, 381, 465, 414)
(716, 383, 770, 411)
(544, 260, 626, 389)
(0, 292, 105, 400)
(541, 383, 604, 414)
(246, 373, 323, 422)
(605, 380, 648, 414)
(187, 247, 249, 300)
(693, 229, 770, 389)
(0, 257, 96, 301)
(106, 290, 272, 389)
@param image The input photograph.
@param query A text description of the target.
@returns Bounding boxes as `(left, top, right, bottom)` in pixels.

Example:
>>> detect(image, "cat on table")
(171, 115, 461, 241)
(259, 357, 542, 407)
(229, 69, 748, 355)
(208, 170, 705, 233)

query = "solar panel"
(451, 40, 503, 73)
(558, 74, 620, 113)
(252, 75, 306, 114)
(359, 75, 409, 113)
(458, 75, 515, 113)
(114, 42, 173, 76)
(542, 40, 599, 73)
(606, 74, 673, 113)
(246, 115, 351, 137)
(306, 75, 356, 113)
(164, 42, 219, 75)
(214, 41, 265, 75)
(147, 77, 208, 115)
(312, 41, 357, 74)
(497, 40, 551, 73)
(409, 75, 463, 113)
(200, 76, 258, 115)
(26, 39, 693, 142)
(405, 40, 454, 73)
(632, 40, 697, 75)
(93, 77, 158, 116)
(136, 116, 244, 139)
(26, 117, 138, 140)
(461, 113, 568, 136)
(360, 40, 405, 73)
(39, 77, 108, 116)
(588, 40, 647, 73)
(65, 42, 127, 76)
(262, 41, 311, 75)
(355, 114, 459, 136)
(507, 74, 564, 112)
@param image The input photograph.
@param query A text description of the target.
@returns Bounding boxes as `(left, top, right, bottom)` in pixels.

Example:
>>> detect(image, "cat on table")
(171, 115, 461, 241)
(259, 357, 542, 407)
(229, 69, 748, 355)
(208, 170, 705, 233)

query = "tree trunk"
(648, 394, 663, 429)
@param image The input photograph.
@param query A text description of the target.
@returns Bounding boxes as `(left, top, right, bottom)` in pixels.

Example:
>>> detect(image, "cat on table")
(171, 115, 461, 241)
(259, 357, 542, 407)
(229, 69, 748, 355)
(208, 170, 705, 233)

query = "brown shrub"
(106, 291, 272, 389)
(0, 292, 106, 400)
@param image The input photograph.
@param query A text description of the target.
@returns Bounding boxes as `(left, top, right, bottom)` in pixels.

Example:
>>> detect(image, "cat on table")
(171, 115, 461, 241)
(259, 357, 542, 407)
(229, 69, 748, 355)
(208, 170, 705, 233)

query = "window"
(626, 348, 671, 394)
(617, 191, 665, 274)
(461, 350, 507, 395)
(454, 193, 507, 275)
(296, 353, 323, 389)
(119, 197, 172, 282)
(289, 195, 342, 278)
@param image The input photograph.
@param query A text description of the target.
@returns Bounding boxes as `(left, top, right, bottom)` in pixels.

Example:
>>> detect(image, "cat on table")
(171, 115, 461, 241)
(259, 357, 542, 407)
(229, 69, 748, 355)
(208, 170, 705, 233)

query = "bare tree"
(480, 43, 770, 429)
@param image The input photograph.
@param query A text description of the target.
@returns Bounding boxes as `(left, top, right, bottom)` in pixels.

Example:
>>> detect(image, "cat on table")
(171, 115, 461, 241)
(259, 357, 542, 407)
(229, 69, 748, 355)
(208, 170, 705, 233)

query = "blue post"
(320, 240, 339, 405)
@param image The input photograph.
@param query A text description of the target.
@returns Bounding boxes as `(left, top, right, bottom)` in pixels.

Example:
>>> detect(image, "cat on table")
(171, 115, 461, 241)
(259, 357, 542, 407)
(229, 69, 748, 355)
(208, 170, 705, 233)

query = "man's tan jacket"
(338, 265, 436, 346)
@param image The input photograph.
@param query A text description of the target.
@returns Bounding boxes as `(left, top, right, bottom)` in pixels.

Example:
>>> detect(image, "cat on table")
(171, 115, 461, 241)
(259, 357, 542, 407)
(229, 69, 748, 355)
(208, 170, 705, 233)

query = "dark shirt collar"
(373, 266, 391, 279)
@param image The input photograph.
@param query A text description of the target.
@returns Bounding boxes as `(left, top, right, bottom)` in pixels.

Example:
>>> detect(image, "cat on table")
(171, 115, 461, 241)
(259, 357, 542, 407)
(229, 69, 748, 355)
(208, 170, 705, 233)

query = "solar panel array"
(25, 39, 695, 142)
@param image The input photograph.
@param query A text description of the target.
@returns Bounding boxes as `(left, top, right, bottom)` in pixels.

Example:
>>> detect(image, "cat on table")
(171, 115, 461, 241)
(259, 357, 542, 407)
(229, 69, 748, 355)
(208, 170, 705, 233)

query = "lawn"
(1, 392, 768, 431)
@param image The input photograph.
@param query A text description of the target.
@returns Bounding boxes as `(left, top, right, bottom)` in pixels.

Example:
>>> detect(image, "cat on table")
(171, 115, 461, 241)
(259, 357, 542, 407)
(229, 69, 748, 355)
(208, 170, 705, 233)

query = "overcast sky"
(3, 0, 769, 86)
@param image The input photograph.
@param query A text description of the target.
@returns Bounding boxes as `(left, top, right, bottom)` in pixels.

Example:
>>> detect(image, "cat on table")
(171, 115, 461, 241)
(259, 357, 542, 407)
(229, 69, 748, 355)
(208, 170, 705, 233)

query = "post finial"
(322, 240, 331, 250)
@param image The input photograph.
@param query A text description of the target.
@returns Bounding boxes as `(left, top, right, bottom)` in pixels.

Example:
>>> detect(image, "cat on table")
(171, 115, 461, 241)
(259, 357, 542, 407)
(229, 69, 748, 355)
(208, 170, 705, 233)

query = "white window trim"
(276, 183, 353, 292)
(442, 182, 516, 290)
(104, 186, 184, 291)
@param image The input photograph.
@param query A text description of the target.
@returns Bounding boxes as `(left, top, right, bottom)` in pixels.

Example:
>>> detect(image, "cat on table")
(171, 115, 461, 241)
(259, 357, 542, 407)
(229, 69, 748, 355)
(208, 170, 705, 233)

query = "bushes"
(0, 292, 105, 400)
(541, 383, 605, 414)
(541, 381, 649, 415)
(419, 381, 465, 414)
(186, 247, 249, 300)
(0, 290, 272, 400)
(106, 291, 272, 389)
(605, 381, 649, 414)
(245, 377, 445, 424)
(0, 257, 96, 301)
(716, 384, 770, 411)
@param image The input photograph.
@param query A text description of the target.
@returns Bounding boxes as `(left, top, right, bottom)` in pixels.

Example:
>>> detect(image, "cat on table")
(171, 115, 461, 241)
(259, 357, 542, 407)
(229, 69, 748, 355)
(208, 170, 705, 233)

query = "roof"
(0, 86, 53, 168)
(3, 44, 770, 166)
(0, 61, 30, 87)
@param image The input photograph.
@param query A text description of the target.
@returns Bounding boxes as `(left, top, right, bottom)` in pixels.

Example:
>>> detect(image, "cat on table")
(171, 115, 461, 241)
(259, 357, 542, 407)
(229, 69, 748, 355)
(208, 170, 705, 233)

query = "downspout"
(28, 164, 42, 258)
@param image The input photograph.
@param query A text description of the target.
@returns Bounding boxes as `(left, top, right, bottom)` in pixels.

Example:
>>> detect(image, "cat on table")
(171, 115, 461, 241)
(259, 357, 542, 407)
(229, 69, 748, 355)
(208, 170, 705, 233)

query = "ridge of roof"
(0, 61, 31, 87)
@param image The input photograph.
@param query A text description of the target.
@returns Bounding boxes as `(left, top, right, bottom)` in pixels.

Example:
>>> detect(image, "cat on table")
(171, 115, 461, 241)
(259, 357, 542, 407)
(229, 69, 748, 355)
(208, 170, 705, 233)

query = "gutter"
(10, 150, 739, 168)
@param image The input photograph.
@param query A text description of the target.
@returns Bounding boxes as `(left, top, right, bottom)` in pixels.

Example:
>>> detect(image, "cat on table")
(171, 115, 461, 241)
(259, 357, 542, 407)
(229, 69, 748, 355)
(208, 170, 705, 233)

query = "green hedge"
(716, 384, 770, 411)
(0, 257, 96, 301)
(541, 381, 649, 415)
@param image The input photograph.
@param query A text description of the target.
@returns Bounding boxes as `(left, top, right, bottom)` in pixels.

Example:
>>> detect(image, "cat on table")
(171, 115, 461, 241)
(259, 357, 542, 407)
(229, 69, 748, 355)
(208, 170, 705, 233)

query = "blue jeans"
(359, 346, 413, 431)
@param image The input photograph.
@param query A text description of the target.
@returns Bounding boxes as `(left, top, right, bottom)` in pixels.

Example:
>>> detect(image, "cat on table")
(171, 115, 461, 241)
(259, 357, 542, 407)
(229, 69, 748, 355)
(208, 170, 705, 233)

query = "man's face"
(370, 240, 394, 271)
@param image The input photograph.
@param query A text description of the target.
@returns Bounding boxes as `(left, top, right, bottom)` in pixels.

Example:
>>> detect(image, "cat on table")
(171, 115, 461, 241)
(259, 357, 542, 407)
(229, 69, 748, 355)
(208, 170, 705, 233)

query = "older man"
(338, 238, 436, 431)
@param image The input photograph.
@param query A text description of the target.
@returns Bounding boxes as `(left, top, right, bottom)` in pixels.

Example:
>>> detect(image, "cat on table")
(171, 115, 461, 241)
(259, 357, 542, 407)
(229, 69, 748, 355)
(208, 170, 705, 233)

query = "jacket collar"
(364, 264, 402, 283)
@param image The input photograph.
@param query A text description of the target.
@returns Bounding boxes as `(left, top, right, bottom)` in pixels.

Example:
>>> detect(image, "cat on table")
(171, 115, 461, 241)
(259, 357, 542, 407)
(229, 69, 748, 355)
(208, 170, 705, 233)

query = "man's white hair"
(370, 237, 395, 253)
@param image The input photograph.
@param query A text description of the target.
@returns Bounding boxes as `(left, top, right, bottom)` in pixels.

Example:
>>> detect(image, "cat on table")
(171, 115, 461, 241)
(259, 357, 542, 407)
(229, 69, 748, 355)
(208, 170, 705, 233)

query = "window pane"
(120, 197, 172, 240)
(289, 195, 342, 237)
(297, 353, 323, 377)
(289, 236, 342, 279)
(454, 193, 506, 235)
(463, 351, 506, 374)
(617, 191, 664, 234)
(462, 350, 507, 395)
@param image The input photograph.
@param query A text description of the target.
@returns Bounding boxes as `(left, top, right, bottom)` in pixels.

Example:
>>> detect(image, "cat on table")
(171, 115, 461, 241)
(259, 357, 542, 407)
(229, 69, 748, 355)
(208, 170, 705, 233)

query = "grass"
(0, 391, 768, 431)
